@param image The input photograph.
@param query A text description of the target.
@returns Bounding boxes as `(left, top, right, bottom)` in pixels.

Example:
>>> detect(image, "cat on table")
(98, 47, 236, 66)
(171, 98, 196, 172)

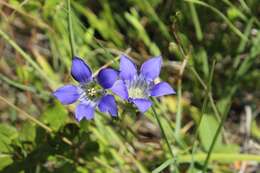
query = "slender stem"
(172, 26, 189, 141)
(0, 95, 73, 146)
(93, 48, 131, 76)
(189, 62, 215, 171)
(189, 66, 221, 122)
(202, 111, 227, 173)
(67, 0, 75, 56)
(0, 1, 53, 31)
(152, 153, 260, 173)
(188, 2, 203, 41)
(0, 95, 52, 133)
(151, 106, 177, 164)
(189, 96, 208, 171)
(94, 157, 116, 172)
(0, 73, 36, 93)
(0, 73, 50, 97)
(0, 28, 55, 89)
(171, 24, 226, 173)
(184, 0, 248, 41)
(175, 80, 182, 139)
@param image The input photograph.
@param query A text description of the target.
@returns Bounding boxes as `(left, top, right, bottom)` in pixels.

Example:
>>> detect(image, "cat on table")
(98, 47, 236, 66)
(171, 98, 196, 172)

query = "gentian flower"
(111, 55, 175, 113)
(53, 57, 118, 121)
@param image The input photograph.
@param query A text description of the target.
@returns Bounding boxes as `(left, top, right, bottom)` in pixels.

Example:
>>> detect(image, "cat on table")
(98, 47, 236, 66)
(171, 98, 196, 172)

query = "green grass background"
(0, 0, 260, 172)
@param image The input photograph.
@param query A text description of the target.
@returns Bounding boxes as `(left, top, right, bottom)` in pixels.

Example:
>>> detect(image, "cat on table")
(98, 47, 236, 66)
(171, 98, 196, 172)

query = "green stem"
(189, 96, 208, 171)
(175, 80, 182, 139)
(184, 0, 248, 41)
(0, 73, 49, 97)
(0, 28, 56, 89)
(0, 95, 53, 133)
(0, 73, 36, 93)
(0, 95, 73, 146)
(190, 60, 216, 172)
(152, 153, 260, 173)
(202, 109, 226, 173)
(67, 0, 75, 56)
(151, 106, 177, 166)
(188, 2, 203, 41)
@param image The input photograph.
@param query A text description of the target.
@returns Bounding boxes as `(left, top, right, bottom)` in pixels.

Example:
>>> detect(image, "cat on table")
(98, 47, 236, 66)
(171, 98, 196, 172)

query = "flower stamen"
(126, 75, 150, 99)
(79, 81, 105, 104)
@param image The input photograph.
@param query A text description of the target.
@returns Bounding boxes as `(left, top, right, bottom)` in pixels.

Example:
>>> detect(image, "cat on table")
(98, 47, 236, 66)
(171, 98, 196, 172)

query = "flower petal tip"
(71, 57, 92, 83)
(140, 56, 163, 81)
(97, 68, 118, 89)
(150, 82, 175, 97)
(98, 95, 118, 117)
(53, 85, 80, 105)
(132, 98, 152, 113)
(119, 55, 137, 80)
(75, 104, 95, 121)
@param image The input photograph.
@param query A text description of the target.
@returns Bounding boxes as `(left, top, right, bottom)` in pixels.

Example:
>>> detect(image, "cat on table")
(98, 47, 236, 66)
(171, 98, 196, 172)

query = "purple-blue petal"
(71, 57, 92, 83)
(132, 98, 152, 113)
(119, 55, 137, 80)
(140, 56, 162, 81)
(98, 94, 118, 117)
(53, 85, 80, 105)
(150, 82, 175, 97)
(97, 68, 118, 89)
(111, 80, 129, 100)
(75, 103, 95, 121)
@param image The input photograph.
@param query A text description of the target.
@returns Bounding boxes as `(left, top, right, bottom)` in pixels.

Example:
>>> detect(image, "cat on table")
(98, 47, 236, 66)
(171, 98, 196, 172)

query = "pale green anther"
(128, 87, 145, 98)
(80, 81, 104, 100)
(126, 75, 150, 99)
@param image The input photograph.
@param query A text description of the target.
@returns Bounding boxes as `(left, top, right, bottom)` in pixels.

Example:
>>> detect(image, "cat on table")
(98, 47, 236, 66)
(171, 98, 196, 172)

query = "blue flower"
(111, 55, 175, 113)
(53, 57, 118, 121)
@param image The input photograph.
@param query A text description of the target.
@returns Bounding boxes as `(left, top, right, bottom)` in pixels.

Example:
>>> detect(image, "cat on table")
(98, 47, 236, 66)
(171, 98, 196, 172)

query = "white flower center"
(126, 75, 150, 99)
(78, 81, 105, 105)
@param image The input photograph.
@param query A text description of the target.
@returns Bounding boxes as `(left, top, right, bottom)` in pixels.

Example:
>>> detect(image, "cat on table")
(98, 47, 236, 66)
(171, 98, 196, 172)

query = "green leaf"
(196, 48, 209, 79)
(42, 101, 68, 131)
(215, 144, 240, 153)
(0, 155, 13, 170)
(199, 114, 222, 151)
(0, 124, 18, 152)
(251, 120, 260, 139)
(19, 122, 36, 142)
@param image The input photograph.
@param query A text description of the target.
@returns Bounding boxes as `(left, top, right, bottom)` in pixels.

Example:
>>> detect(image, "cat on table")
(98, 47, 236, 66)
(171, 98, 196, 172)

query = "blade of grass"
(175, 50, 189, 140)
(0, 95, 52, 133)
(0, 1, 53, 31)
(67, 0, 76, 56)
(153, 97, 188, 149)
(93, 157, 116, 172)
(201, 103, 226, 172)
(171, 25, 230, 172)
(94, 111, 149, 173)
(184, 0, 248, 41)
(238, 0, 251, 14)
(222, 0, 247, 21)
(188, 2, 203, 41)
(10, 0, 29, 19)
(0, 95, 73, 146)
(0, 73, 36, 93)
(151, 106, 179, 172)
(152, 153, 260, 173)
(132, 0, 171, 40)
(237, 18, 254, 53)
(124, 10, 161, 55)
(93, 48, 131, 76)
(0, 73, 50, 98)
(0, 28, 57, 89)
(189, 67, 221, 122)
(72, 2, 123, 46)
(189, 60, 216, 172)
